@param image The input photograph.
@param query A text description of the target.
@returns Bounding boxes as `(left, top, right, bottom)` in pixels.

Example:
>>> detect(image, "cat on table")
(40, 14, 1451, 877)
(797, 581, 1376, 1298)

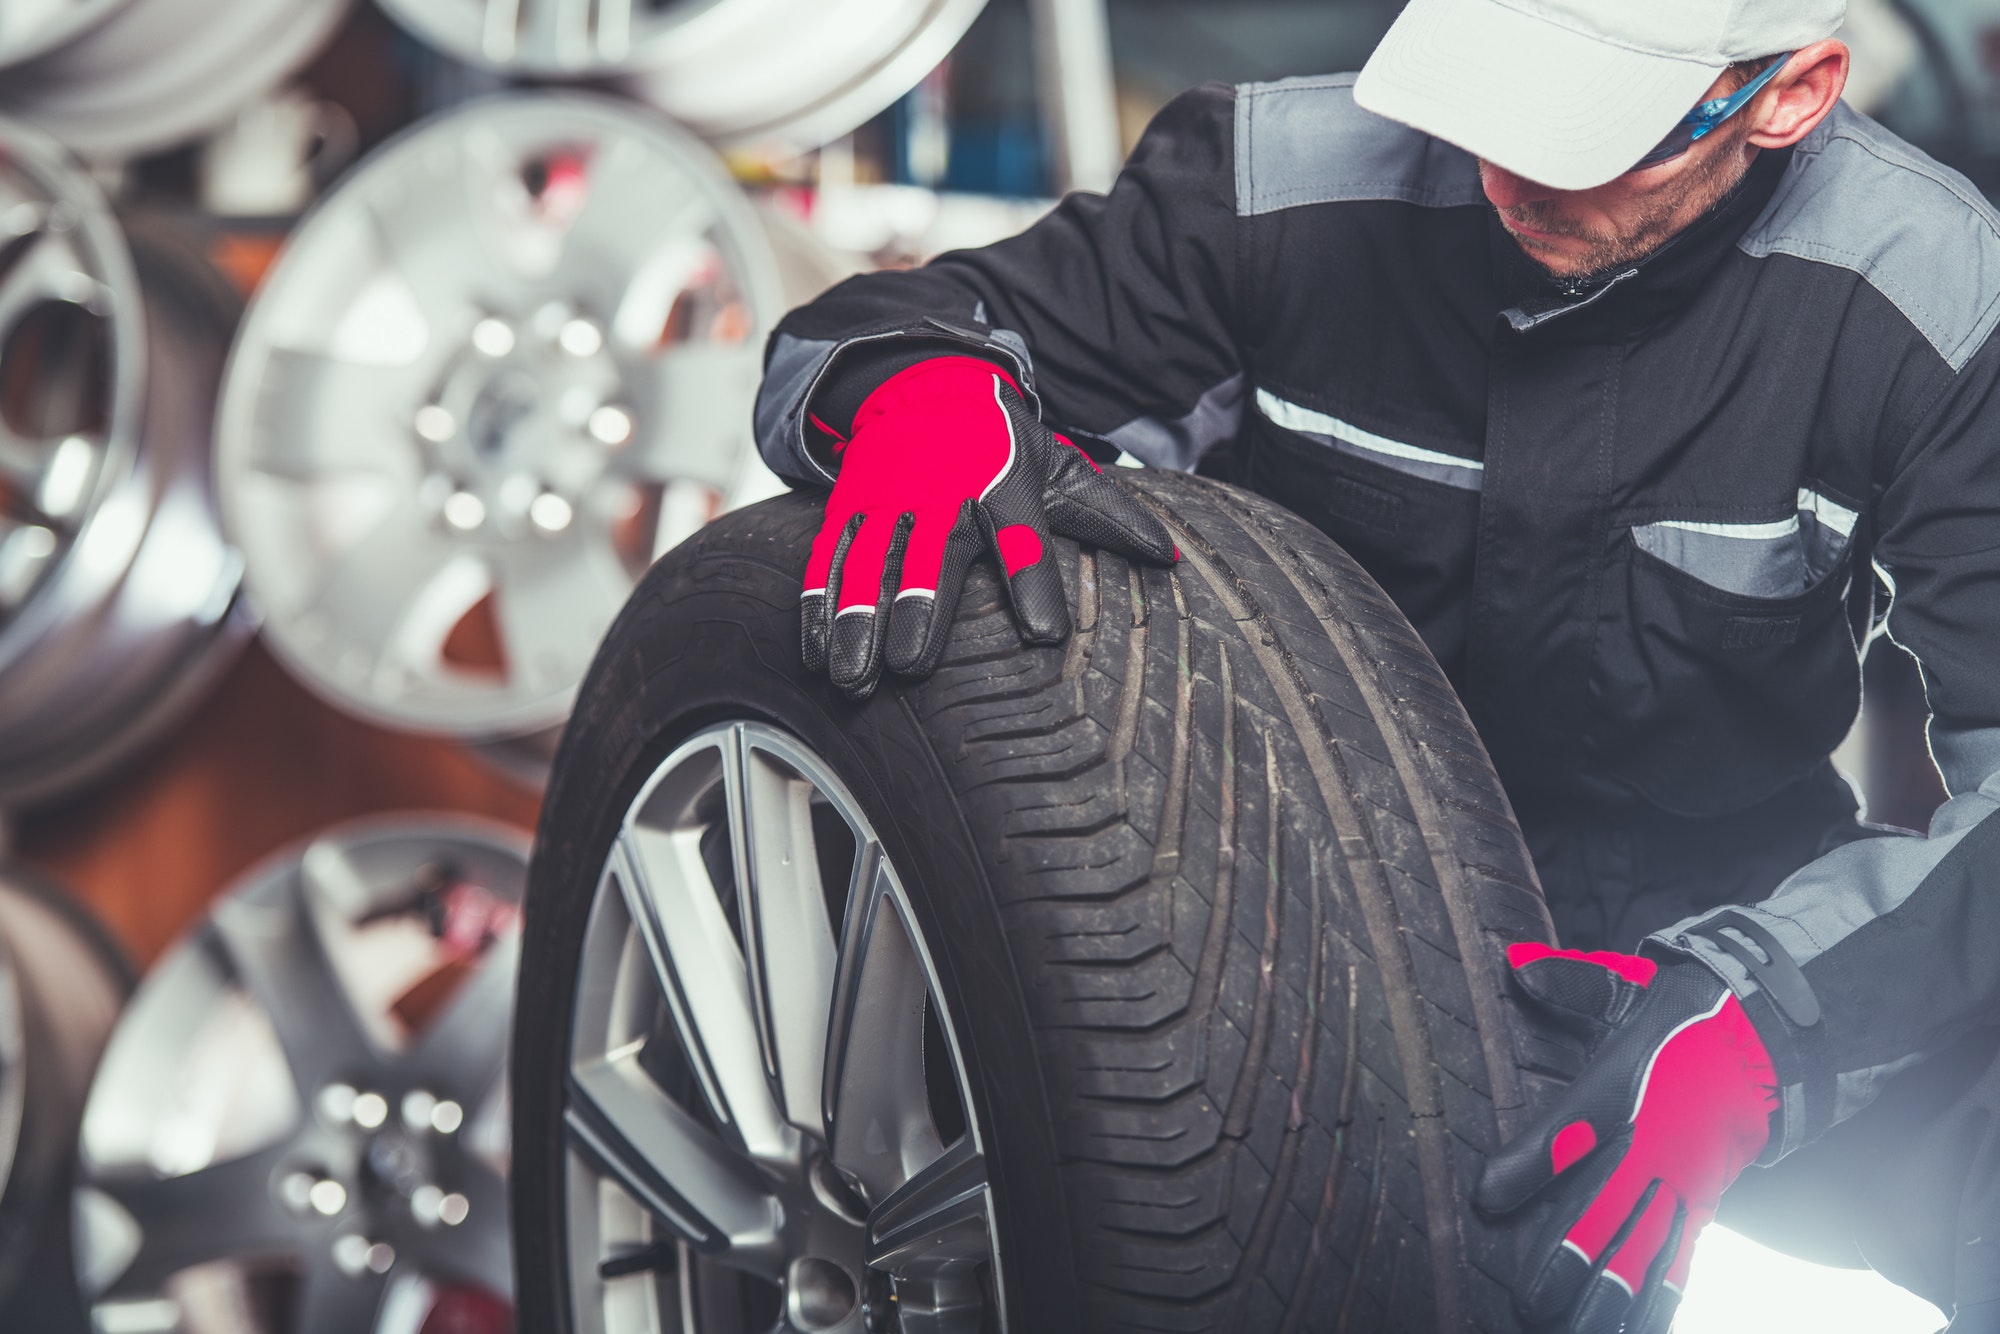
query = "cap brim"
(1354, 0, 1726, 191)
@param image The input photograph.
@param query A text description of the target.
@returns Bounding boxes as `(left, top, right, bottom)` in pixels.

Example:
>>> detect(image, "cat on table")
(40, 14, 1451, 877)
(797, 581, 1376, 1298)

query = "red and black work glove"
(1477, 944, 1779, 1334)
(801, 355, 1176, 699)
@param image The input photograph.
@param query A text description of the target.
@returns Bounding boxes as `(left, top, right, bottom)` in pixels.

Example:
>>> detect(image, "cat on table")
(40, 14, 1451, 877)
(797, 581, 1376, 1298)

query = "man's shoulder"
(1230, 72, 1484, 218)
(1742, 104, 2000, 371)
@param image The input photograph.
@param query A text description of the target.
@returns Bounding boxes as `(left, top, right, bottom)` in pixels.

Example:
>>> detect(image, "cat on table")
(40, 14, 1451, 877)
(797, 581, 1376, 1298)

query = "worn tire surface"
(515, 468, 1558, 1332)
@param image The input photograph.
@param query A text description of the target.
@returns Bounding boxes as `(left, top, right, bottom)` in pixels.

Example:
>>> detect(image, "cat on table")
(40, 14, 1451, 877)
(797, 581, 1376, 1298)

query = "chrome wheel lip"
(0, 115, 144, 651)
(0, 0, 131, 73)
(616, 0, 990, 149)
(75, 813, 529, 1331)
(217, 91, 785, 741)
(0, 123, 249, 807)
(0, 910, 27, 1219)
(0, 0, 350, 161)
(375, 0, 988, 149)
(562, 720, 1007, 1334)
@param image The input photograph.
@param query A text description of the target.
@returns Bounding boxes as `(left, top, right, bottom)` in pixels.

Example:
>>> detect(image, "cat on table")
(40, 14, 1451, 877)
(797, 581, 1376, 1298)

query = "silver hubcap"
(76, 819, 528, 1334)
(565, 722, 1004, 1333)
(219, 95, 781, 740)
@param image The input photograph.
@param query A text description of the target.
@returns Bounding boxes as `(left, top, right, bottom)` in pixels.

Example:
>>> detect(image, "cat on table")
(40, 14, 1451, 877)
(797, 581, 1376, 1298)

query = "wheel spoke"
(91, 1148, 298, 1298)
(0, 228, 98, 335)
(610, 829, 791, 1160)
(206, 890, 375, 1097)
(619, 342, 759, 489)
(296, 1257, 391, 1334)
(399, 931, 518, 1107)
(245, 349, 422, 480)
(823, 847, 938, 1203)
(491, 536, 631, 694)
(865, 1136, 990, 1279)
(304, 500, 477, 682)
(524, 0, 595, 65)
(566, 1058, 782, 1278)
(561, 148, 716, 293)
(728, 733, 840, 1134)
(364, 153, 498, 323)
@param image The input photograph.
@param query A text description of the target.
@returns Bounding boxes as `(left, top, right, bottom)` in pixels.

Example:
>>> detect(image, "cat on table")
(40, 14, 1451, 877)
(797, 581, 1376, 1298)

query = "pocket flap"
(1630, 487, 1858, 599)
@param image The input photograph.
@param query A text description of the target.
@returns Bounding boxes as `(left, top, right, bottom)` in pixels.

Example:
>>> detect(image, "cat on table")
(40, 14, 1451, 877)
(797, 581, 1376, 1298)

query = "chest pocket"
(1237, 390, 1483, 679)
(1594, 486, 1864, 816)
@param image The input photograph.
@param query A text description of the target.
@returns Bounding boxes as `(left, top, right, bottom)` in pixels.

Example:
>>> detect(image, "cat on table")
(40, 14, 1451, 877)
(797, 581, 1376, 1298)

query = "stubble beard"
(1499, 127, 1757, 289)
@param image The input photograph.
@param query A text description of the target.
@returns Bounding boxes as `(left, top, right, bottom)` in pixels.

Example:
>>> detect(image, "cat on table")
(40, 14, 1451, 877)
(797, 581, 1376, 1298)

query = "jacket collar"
(1491, 144, 1796, 337)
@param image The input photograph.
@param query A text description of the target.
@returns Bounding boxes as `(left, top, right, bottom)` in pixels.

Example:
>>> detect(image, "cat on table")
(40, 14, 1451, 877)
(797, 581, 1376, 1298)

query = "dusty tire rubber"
(0, 866, 134, 1333)
(514, 469, 1558, 1331)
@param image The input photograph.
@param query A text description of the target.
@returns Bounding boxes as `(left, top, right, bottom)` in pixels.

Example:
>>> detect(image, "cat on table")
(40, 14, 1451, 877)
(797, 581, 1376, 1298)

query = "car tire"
(514, 469, 1558, 1332)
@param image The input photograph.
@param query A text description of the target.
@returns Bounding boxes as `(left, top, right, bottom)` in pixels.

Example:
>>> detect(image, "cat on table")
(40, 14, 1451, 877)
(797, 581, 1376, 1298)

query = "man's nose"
(1479, 162, 1560, 210)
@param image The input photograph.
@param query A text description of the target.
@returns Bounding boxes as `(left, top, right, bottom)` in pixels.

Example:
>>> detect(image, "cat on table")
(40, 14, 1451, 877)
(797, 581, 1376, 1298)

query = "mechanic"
(752, 0, 2000, 1329)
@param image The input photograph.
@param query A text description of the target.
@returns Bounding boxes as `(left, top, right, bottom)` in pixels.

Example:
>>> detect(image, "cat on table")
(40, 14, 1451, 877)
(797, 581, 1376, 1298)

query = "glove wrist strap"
(1680, 911, 1835, 1153)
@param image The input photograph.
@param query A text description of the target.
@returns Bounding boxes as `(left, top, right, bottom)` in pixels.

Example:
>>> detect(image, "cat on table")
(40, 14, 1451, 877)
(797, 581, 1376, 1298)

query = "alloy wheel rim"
(219, 94, 782, 740)
(373, 0, 989, 149)
(0, 0, 128, 73)
(563, 721, 1005, 1334)
(0, 118, 140, 642)
(0, 0, 349, 161)
(0, 122, 250, 807)
(75, 818, 528, 1334)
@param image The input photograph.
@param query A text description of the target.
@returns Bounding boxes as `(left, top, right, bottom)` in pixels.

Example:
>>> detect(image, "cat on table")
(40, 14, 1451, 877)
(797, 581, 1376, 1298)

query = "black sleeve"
(753, 82, 1245, 484)
(1650, 333, 2000, 1158)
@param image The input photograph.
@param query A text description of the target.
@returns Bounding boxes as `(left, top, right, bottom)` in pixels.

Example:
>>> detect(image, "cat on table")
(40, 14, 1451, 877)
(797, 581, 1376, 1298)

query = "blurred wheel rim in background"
(218, 92, 787, 743)
(0, 118, 250, 808)
(74, 815, 527, 1334)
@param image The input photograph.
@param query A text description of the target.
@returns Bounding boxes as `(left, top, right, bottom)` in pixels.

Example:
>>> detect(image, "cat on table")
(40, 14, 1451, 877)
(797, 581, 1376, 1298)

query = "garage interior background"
(0, 0, 1984, 1331)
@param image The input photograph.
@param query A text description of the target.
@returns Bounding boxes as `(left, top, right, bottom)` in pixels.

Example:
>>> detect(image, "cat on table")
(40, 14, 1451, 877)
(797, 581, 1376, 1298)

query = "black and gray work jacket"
(753, 76, 2000, 1159)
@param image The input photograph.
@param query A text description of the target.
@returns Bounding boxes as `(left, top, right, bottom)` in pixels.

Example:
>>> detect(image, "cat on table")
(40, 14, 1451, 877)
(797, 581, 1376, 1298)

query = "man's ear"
(1747, 39, 1850, 150)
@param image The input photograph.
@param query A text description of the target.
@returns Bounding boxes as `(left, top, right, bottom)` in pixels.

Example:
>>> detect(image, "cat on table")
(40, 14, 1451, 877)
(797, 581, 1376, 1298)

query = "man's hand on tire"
(800, 355, 1178, 700)
(1478, 944, 1780, 1334)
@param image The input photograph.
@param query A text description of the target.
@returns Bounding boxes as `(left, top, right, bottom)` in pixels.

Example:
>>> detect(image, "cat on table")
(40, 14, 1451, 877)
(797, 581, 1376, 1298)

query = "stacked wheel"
(0, 867, 133, 1334)
(73, 817, 527, 1334)
(515, 470, 1559, 1331)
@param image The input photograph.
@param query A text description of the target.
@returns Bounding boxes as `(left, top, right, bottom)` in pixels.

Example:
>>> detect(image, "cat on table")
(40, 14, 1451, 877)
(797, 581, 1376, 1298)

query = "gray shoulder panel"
(1739, 104, 2000, 372)
(1233, 73, 1485, 218)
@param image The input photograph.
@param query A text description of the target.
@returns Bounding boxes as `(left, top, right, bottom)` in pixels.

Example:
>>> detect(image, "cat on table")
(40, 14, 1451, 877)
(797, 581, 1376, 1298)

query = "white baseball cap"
(1353, 0, 1846, 190)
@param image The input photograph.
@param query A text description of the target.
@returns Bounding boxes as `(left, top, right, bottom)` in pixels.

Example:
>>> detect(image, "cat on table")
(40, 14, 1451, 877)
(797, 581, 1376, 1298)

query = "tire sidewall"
(513, 505, 1081, 1333)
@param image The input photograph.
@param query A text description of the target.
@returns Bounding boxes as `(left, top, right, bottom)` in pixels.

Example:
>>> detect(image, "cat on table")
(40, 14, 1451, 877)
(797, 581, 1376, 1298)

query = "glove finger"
(827, 514, 903, 700)
(1476, 1104, 1614, 1216)
(1506, 943, 1656, 1029)
(886, 503, 980, 677)
(803, 512, 860, 675)
(1622, 1201, 1689, 1334)
(978, 445, 1070, 647)
(1540, 1177, 1665, 1331)
(1504, 1139, 1630, 1321)
(1044, 441, 1177, 565)
(1567, 1270, 1636, 1334)
(1601, 1177, 1682, 1303)
(991, 517, 1070, 644)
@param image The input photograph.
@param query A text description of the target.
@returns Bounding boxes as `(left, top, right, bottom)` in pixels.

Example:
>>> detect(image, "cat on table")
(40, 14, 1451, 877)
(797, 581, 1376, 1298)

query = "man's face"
(1480, 71, 1760, 284)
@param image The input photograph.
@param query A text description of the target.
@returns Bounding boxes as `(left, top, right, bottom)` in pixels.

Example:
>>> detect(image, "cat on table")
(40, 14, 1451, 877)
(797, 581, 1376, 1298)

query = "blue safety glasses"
(1629, 53, 1793, 172)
